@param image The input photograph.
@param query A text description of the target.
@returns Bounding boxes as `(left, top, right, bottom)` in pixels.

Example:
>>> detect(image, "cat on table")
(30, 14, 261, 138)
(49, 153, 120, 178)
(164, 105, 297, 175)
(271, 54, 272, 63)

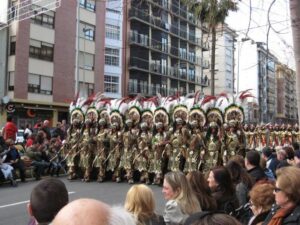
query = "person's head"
(226, 160, 253, 188)
(230, 155, 245, 168)
(56, 122, 62, 128)
(43, 120, 50, 127)
(274, 166, 300, 207)
(283, 146, 294, 160)
(207, 167, 235, 195)
(28, 178, 68, 224)
(184, 211, 241, 225)
(262, 147, 273, 160)
(186, 171, 217, 211)
(5, 138, 15, 148)
(125, 184, 155, 223)
(52, 198, 136, 225)
(163, 171, 200, 214)
(294, 150, 300, 165)
(292, 142, 300, 151)
(245, 150, 261, 169)
(276, 148, 287, 161)
(249, 182, 275, 216)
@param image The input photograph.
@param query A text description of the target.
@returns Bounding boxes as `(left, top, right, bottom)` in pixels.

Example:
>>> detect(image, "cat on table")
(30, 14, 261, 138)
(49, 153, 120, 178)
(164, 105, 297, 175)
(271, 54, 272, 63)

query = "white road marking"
(0, 191, 75, 209)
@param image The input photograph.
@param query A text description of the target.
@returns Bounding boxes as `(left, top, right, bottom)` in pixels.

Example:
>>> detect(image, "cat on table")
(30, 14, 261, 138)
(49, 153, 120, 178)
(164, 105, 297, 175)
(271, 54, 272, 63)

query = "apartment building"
(276, 63, 298, 123)
(124, 0, 210, 97)
(1, 0, 106, 127)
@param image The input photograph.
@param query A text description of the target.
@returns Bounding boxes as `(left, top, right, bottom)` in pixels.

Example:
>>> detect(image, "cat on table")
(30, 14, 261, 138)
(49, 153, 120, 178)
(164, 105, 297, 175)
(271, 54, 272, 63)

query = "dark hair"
(187, 171, 217, 211)
(30, 178, 69, 223)
(226, 160, 253, 189)
(245, 150, 260, 167)
(7, 115, 13, 122)
(262, 147, 272, 158)
(184, 211, 241, 225)
(211, 167, 235, 196)
(292, 142, 300, 151)
(283, 146, 295, 160)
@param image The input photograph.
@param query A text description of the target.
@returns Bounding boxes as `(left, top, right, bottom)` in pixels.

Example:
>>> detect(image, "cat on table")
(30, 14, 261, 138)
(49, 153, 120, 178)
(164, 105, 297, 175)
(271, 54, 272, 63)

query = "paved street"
(0, 177, 166, 225)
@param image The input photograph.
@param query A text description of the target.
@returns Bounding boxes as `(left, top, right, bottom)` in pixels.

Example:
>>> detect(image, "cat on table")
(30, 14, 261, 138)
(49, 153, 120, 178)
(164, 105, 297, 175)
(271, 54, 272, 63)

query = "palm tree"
(186, 0, 238, 96)
(290, 0, 300, 124)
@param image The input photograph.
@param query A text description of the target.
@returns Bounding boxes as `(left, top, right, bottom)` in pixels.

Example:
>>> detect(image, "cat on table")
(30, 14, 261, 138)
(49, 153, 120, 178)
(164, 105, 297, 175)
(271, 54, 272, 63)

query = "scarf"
(267, 205, 296, 225)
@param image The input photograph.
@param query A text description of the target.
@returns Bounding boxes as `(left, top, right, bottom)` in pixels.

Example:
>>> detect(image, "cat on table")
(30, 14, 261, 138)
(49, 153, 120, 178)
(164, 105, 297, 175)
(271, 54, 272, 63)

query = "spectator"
(248, 182, 275, 225)
(41, 120, 51, 141)
(276, 148, 289, 169)
(226, 160, 254, 207)
(27, 178, 68, 225)
(294, 150, 300, 168)
(207, 167, 239, 214)
(186, 171, 217, 211)
(261, 147, 279, 176)
(3, 115, 17, 141)
(260, 158, 275, 181)
(125, 184, 165, 225)
(263, 167, 300, 225)
(184, 212, 241, 225)
(52, 198, 136, 225)
(283, 146, 295, 165)
(245, 150, 267, 183)
(26, 134, 36, 148)
(52, 122, 65, 140)
(4, 139, 26, 182)
(24, 124, 33, 140)
(61, 119, 68, 134)
(0, 157, 17, 186)
(26, 142, 50, 180)
(231, 155, 246, 169)
(163, 171, 201, 225)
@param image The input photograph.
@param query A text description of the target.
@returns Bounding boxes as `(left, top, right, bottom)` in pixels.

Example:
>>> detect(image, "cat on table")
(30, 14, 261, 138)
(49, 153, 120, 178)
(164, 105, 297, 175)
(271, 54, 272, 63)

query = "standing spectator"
(24, 124, 33, 140)
(4, 139, 26, 182)
(186, 171, 217, 211)
(226, 160, 254, 207)
(263, 167, 300, 225)
(245, 151, 267, 183)
(3, 115, 18, 141)
(163, 171, 201, 225)
(207, 167, 239, 214)
(26, 134, 36, 148)
(261, 147, 279, 177)
(125, 184, 165, 225)
(41, 120, 51, 141)
(61, 119, 68, 133)
(52, 122, 65, 140)
(27, 178, 68, 225)
(294, 150, 300, 168)
(248, 182, 275, 225)
(276, 148, 290, 169)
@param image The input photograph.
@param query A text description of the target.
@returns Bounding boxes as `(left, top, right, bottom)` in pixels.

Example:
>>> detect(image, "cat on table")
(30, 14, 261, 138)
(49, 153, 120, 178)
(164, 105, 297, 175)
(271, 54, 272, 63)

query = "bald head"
(52, 199, 110, 225)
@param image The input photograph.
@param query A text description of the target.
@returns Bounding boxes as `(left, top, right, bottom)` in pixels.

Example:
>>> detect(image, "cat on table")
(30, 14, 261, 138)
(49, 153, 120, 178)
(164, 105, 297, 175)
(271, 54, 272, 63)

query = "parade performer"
(223, 120, 240, 164)
(293, 124, 300, 144)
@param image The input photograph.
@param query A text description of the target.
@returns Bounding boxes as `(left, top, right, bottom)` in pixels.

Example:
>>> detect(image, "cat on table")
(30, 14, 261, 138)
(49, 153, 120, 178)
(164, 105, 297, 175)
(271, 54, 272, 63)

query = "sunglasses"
(274, 187, 282, 193)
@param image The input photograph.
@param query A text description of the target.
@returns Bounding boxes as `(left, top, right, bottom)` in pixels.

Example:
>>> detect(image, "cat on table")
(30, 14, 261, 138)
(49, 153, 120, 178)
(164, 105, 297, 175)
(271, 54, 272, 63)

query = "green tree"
(186, 0, 238, 96)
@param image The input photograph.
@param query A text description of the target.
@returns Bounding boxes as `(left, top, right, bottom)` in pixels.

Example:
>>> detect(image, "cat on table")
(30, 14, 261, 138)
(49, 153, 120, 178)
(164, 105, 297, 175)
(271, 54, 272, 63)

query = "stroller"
(0, 152, 17, 186)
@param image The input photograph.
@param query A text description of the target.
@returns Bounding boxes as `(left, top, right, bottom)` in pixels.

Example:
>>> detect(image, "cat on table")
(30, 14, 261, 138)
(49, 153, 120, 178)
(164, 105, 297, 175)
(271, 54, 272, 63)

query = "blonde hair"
(164, 172, 201, 215)
(277, 166, 300, 204)
(124, 184, 155, 224)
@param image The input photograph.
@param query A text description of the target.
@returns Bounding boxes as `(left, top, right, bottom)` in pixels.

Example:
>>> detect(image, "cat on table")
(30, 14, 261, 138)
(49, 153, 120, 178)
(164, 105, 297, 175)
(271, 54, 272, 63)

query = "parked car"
(15, 129, 24, 144)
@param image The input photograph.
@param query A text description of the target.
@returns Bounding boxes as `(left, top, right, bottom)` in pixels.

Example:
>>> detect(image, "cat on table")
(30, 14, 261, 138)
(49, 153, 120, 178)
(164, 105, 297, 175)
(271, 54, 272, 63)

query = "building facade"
(124, 0, 210, 97)
(276, 63, 298, 123)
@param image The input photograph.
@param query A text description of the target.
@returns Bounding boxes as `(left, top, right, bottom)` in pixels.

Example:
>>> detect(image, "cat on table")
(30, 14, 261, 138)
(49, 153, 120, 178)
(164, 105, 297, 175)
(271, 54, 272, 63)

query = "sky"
(225, 0, 294, 95)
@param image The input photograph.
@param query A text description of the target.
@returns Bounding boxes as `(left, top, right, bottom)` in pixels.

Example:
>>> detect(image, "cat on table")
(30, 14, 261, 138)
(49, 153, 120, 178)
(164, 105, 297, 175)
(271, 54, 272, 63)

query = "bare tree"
(290, 0, 300, 124)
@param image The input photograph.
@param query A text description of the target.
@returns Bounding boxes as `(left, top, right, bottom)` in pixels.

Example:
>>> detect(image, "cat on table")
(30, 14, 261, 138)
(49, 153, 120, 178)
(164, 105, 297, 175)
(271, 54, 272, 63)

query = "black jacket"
(247, 166, 267, 183)
(263, 204, 300, 225)
(249, 211, 269, 225)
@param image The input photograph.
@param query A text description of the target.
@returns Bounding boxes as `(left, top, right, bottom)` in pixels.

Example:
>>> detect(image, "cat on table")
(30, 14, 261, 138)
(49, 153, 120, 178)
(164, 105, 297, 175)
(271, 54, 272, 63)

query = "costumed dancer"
(292, 124, 300, 144)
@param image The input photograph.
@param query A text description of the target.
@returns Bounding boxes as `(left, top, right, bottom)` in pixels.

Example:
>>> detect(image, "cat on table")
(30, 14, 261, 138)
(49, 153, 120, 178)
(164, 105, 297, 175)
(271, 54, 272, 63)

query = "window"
(106, 8, 121, 14)
(10, 36, 16, 55)
(79, 52, 94, 70)
(8, 71, 14, 91)
(79, 82, 94, 97)
(105, 48, 119, 66)
(31, 5, 55, 29)
(105, 24, 120, 40)
(28, 74, 53, 95)
(80, 23, 95, 41)
(80, 0, 96, 11)
(29, 40, 54, 61)
(104, 75, 119, 93)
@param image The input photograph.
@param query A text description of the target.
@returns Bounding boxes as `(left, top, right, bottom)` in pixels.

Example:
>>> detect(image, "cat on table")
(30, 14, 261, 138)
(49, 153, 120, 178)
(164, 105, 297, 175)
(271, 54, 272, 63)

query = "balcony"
(129, 57, 149, 71)
(129, 8, 150, 22)
(128, 82, 181, 96)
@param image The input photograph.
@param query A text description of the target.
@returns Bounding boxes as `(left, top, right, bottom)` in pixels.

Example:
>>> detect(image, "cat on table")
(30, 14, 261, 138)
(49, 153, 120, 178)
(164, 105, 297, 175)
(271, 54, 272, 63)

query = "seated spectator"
(163, 171, 201, 225)
(125, 184, 165, 225)
(186, 171, 217, 211)
(184, 211, 241, 225)
(262, 147, 279, 176)
(263, 167, 300, 225)
(0, 157, 17, 186)
(226, 160, 253, 207)
(248, 182, 275, 225)
(52, 198, 136, 225)
(294, 150, 300, 168)
(26, 142, 50, 180)
(245, 151, 267, 183)
(4, 139, 26, 182)
(207, 167, 239, 214)
(27, 178, 68, 225)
